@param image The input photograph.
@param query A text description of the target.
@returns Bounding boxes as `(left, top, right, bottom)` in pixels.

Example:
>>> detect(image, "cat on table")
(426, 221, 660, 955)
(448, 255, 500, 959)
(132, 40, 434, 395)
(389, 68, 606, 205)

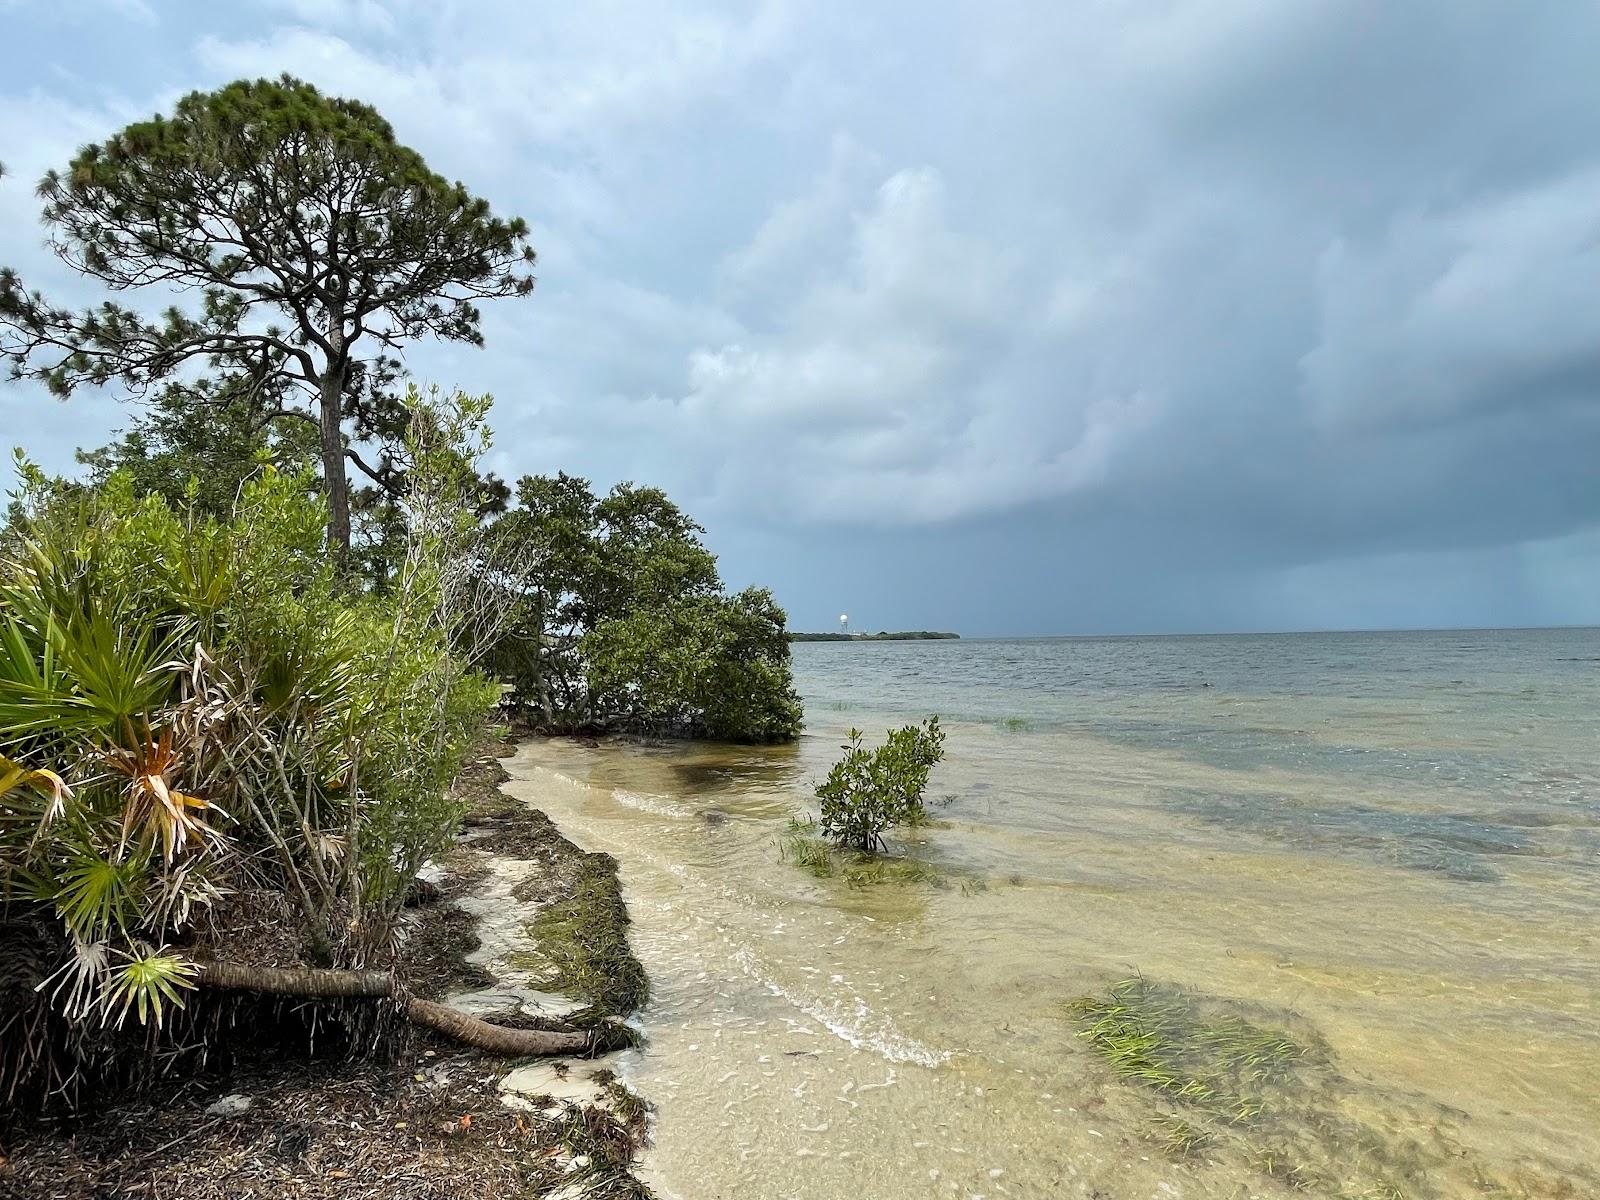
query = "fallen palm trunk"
(194, 961, 590, 1056)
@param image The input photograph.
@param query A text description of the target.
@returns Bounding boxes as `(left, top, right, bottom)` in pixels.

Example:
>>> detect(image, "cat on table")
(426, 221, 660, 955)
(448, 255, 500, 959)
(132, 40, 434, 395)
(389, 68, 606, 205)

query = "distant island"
(789, 631, 961, 642)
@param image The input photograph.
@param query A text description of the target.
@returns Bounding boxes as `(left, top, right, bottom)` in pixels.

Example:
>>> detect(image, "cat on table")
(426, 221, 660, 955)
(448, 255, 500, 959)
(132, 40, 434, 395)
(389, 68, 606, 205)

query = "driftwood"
(194, 961, 590, 1056)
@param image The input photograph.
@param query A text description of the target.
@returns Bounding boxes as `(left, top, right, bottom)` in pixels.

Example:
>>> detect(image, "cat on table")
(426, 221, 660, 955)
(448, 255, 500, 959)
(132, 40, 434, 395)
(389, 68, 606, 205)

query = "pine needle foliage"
(0, 75, 535, 550)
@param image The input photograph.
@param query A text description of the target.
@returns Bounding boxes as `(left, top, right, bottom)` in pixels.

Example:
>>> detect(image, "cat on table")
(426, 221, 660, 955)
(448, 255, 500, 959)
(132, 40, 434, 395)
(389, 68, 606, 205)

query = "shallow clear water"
(503, 629, 1600, 1199)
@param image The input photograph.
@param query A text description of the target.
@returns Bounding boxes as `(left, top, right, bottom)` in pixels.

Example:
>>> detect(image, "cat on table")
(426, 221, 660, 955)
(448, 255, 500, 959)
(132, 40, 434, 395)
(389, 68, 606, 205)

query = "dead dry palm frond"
(0, 752, 73, 834)
(142, 857, 225, 933)
(39, 936, 110, 1022)
(0, 753, 72, 807)
(104, 727, 216, 863)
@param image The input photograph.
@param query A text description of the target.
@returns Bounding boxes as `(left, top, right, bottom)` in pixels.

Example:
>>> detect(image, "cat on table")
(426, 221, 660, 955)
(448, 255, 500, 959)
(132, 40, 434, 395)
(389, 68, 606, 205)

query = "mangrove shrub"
(486, 474, 802, 743)
(815, 717, 946, 852)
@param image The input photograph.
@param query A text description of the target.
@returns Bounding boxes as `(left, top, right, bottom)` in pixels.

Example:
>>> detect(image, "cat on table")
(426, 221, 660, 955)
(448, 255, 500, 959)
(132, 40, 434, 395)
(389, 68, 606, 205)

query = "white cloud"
(103, 0, 157, 23)
(255, 0, 399, 35)
(198, 2, 791, 151)
(623, 162, 1159, 523)
(716, 134, 879, 307)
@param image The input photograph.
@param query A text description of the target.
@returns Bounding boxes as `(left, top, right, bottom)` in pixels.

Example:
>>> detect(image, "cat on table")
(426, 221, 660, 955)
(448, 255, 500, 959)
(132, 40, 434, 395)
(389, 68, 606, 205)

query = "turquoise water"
(513, 628, 1600, 1198)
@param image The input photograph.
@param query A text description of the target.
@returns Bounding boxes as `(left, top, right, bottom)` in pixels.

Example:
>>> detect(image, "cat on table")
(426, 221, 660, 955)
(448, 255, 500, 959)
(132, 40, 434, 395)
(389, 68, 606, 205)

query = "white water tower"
(839, 613, 849, 635)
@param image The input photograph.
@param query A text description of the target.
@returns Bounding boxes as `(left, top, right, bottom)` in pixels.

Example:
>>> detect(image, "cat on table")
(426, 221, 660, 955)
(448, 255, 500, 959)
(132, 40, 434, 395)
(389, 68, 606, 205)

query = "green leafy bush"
(582, 587, 802, 743)
(814, 717, 945, 852)
(485, 475, 802, 743)
(0, 388, 499, 1034)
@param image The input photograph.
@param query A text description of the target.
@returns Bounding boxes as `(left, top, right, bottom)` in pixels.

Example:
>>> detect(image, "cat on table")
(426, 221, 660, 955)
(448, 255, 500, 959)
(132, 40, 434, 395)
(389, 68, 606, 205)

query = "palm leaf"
(0, 615, 98, 743)
(0, 752, 73, 845)
(105, 948, 196, 1028)
(53, 850, 145, 943)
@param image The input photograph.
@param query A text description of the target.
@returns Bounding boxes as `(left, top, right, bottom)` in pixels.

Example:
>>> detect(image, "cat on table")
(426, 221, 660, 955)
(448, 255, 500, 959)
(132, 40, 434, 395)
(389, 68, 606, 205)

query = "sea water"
(503, 629, 1600, 1198)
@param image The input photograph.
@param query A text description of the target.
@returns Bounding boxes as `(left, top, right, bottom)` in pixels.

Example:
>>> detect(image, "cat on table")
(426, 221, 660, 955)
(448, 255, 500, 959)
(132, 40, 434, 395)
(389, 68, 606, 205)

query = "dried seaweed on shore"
(520, 852, 650, 1017)
(0, 1048, 650, 1200)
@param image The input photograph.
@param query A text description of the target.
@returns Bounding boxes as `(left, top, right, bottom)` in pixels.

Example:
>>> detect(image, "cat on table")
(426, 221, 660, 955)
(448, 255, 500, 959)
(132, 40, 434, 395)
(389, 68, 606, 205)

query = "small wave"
(732, 948, 950, 1068)
(613, 789, 694, 818)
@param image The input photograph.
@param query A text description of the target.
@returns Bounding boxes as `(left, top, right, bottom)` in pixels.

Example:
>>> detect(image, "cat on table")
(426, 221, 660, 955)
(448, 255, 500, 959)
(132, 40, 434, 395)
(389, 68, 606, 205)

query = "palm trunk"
(194, 960, 590, 1056)
(406, 998, 586, 1056)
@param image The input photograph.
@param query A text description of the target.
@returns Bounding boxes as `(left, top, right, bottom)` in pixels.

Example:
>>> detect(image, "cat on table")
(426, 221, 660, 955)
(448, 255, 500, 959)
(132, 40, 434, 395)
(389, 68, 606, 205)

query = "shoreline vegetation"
(2, 735, 658, 1198)
(17, 66, 1562, 1200)
(0, 75, 793, 1198)
(782, 717, 949, 886)
(789, 630, 960, 642)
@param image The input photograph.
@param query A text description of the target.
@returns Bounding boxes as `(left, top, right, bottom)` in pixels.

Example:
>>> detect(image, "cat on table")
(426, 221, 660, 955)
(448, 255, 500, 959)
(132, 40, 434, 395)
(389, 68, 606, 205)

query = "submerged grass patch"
(1150, 1112, 1212, 1158)
(840, 854, 945, 888)
(1064, 976, 1473, 1199)
(779, 818, 948, 888)
(780, 819, 839, 877)
(1068, 976, 1313, 1125)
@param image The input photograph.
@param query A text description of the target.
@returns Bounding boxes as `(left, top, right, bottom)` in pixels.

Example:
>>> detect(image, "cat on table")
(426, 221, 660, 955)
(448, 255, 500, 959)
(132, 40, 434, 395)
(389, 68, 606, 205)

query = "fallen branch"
(405, 998, 584, 1055)
(194, 961, 590, 1057)
(196, 961, 391, 997)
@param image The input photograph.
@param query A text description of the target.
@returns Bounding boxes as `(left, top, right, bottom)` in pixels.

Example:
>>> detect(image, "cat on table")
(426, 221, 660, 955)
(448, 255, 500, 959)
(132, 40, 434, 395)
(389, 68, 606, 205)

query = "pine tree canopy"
(0, 74, 536, 549)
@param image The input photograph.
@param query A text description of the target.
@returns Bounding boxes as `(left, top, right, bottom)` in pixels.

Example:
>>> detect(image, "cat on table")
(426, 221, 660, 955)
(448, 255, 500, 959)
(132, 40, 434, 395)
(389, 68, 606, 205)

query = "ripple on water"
(730, 946, 951, 1068)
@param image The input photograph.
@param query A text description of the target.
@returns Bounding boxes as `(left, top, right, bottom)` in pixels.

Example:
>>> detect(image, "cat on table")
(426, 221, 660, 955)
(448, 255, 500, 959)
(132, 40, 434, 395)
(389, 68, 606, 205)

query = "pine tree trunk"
(318, 334, 352, 552)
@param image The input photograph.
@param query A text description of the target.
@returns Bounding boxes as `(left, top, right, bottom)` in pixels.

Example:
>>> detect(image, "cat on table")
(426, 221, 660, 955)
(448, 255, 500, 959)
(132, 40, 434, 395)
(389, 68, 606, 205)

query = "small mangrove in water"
(780, 717, 949, 886)
(814, 717, 946, 853)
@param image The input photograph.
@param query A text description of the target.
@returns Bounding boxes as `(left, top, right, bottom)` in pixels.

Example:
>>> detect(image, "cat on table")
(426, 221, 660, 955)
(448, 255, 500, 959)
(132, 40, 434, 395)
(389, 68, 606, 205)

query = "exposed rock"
(204, 1093, 253, 1117)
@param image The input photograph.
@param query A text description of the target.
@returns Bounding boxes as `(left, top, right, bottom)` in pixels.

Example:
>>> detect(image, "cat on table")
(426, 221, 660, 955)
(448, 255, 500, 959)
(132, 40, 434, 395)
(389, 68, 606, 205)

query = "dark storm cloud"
(2, 0, 1597, 632)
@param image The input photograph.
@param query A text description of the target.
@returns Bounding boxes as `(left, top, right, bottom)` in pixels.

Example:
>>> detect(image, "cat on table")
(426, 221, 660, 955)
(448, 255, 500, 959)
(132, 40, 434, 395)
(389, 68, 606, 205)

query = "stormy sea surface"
(505, 628, 1600, 1199)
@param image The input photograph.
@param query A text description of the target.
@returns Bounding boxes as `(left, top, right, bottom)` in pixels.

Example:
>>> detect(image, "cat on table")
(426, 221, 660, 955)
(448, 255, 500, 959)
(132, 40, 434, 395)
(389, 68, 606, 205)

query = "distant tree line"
(789, 630, 960, 642)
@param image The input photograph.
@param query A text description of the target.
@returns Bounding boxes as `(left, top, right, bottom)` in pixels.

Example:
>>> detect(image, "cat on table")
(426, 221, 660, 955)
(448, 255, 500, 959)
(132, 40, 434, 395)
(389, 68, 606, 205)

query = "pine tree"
(0, 75, 535, 551)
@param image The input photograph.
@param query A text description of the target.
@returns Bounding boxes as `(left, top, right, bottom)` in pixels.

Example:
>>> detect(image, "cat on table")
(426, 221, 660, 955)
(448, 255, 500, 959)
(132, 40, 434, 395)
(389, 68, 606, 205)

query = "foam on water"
(612, 788, 694, 818)
(730, 946, 952, 1068)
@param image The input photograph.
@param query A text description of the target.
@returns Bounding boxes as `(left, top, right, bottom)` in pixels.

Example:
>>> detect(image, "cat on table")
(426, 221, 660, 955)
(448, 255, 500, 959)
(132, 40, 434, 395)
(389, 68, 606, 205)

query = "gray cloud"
(3, 0, 1598, 633)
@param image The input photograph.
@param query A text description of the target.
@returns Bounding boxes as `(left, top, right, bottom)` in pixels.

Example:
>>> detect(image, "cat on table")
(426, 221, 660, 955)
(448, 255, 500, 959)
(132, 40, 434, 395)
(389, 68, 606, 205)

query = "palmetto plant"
(0, 392, 612, 1117)
(0, 517, 221, 1028)
(2, 389, 504, 1060)
(105, 726, 216, 863)
(0, 753, 71, 818)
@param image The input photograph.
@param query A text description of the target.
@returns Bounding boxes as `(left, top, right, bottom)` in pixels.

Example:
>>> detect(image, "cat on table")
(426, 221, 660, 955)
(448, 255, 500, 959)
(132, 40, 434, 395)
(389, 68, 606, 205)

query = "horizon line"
(793, 622, 1600, 641)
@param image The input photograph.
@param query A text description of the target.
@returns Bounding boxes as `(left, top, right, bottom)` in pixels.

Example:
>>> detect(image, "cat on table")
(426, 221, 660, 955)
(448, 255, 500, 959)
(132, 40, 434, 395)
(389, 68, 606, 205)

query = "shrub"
(814, 717, 945, 853)
(0, 388, 499, 1043)
(582, 587, 802, 743)
(484, 476, 802, 743)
